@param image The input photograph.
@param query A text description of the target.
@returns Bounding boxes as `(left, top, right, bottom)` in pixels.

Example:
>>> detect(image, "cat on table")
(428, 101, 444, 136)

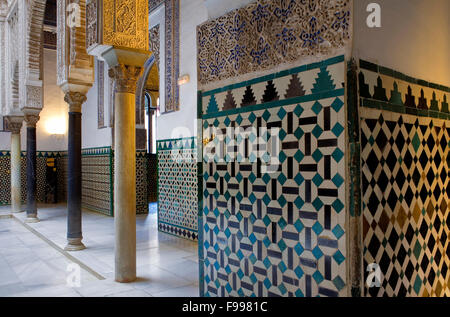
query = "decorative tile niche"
(359, 60, 450, 297)
(157, 137, 198, 240)
(200, 56, 347, 297)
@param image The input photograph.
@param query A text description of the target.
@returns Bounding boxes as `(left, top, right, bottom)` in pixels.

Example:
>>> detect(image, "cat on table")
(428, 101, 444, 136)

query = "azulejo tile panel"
(361, 108, 450, 297)
(0, 151, 59, 206)
(157, 137, 198, 241)
(82, 147, 113, 216)
(201, 59, 347, 297)
(197, 0, 350, 88)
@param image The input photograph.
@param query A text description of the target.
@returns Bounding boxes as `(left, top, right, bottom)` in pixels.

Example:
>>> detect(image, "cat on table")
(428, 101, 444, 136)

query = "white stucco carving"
(0, 0, 46, 117)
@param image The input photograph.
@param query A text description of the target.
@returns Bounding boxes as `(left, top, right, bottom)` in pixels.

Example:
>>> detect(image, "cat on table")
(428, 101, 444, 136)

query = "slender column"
(109, 64, 143, 283)
(24, 114, 40, 223)
(64, 92, 87, 251)
(7, 117, 24, 213)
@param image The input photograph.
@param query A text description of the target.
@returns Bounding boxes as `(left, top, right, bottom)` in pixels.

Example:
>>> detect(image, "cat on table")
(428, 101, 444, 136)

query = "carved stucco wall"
(0, 0, 46, 116)
(86, 0, 149, 52)
(197, 0, 351, 91)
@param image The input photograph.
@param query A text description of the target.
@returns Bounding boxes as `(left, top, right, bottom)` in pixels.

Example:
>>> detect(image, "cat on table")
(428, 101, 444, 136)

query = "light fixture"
(177, 74, 190, 86)
(46, 117, 67, 135)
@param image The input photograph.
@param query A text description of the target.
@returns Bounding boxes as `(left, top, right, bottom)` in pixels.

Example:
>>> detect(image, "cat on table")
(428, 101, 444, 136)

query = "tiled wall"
(81, 147, 113, 216)
(82, 147, 150, 216)
(358, 61, 450, 297)
(0, 151, 59, 206)
(0, 148, 150, 216)
(157, 137, 198, 240)
(199, 56, 347, 297)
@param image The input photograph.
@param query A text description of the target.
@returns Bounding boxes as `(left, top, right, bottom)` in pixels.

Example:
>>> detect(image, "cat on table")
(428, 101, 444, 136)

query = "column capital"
(24, 114, 40, 128)
(64, 91, 87, 113)
(5, 116, 24, 134)
(108, 64, 144, 94)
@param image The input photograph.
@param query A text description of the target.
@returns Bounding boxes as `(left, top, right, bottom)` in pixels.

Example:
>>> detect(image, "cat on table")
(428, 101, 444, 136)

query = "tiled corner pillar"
(7, 117, 24, 213)
(109, 64, 144, 283)
(64, 92, 87, 251)
(24, 114, 40, 223)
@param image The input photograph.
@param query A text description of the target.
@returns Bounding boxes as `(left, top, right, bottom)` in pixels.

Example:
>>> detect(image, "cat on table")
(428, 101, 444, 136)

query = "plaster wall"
(353, 0, 450, 87)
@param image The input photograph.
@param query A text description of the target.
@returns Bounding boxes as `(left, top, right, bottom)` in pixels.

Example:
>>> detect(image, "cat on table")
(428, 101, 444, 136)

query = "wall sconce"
(178, 74, 190, 86)
(46, 117, 67, 135)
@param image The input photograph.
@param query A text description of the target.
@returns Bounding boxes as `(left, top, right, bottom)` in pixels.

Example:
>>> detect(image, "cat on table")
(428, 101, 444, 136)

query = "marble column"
(7, 117, 24, 213)
(109, 64, 143, 283)
(24, 114, 40, 223)
(64, 92, 87, 251)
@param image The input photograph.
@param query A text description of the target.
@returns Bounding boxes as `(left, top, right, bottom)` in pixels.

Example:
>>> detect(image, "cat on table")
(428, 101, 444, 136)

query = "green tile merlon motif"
(0, 151, 61, 158)
(200, 56, 346, 118)
(358, 59, 450, 119)
(81, 146, 112, 156)
(157, 136, 197, 151)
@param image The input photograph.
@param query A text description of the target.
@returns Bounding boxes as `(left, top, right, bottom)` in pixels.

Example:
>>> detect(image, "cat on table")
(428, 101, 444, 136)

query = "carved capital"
(5, 116, 23, 134)
(108, 64, 143, 94)
(64, 92, 87, 113)
(24, 115, 40, 128)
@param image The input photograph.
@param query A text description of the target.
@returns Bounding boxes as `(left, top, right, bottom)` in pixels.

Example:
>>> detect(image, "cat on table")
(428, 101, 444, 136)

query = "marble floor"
(0, 203, 199, 297)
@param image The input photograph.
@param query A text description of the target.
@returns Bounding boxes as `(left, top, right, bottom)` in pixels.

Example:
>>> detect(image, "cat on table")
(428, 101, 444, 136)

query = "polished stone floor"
(0, 203, 199, 297)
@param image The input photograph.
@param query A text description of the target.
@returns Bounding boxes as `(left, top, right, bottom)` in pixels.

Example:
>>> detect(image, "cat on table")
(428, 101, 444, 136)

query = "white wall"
(0, 49, 68, 151)
(0, 49, 112, 151)
(353, 0, 450, 86)
(155, 0, 255, 141)
(155, 0, 208, 140)
(81, 59, 112, 149)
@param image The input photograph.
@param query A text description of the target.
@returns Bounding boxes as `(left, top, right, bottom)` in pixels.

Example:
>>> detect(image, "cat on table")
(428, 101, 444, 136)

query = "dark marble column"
(24, 114, 40, 223)
(64, 92, 87, 251)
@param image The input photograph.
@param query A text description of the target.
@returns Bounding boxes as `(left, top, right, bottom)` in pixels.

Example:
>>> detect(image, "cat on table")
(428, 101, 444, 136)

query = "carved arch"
(26, 0, 47, 82)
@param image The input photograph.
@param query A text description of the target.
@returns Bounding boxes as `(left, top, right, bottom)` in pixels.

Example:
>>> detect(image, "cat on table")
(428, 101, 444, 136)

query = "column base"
(25, 216, 40, 223)
(12, 209, 25, 214)
(115, 276, 137, 283)
(64, 238, 86, 251)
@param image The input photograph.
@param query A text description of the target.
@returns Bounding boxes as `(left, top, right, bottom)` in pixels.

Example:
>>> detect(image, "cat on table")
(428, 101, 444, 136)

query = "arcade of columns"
(0, 0, 154, 283)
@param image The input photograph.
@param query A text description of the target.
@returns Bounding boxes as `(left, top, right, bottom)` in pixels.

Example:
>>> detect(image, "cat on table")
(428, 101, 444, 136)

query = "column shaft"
(66, 111, 85, 250)
(114, 91, 137, 282)
(26, 126, 38, 221)
(11, 132, 22, 213)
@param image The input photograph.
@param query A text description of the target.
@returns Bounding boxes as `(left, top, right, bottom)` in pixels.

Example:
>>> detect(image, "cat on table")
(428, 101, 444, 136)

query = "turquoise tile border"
(156, 136, 197, 150)
(360, 98, 450, 120)
(202, 55, 345, 97)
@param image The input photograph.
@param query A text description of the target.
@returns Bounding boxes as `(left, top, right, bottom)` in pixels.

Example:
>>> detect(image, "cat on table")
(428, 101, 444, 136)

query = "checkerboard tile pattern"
(157, 138, 198, 241)
(361, 109, 450, 297)
(201, 60, 347, 297)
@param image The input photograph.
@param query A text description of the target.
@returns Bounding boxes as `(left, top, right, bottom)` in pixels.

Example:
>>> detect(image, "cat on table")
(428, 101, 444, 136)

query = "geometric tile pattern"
(135, 151, 150, 214)
(201, 55, 345, 117)
(81, 147, 113, 216)
(201, 60, 347, 297)
(157, 137, 198, 240)
(0, 151, 60, 205)
(361, 109, 450, 297)
(147, 154, 158, 202)
(197, 0, 350, 88)
(0, 148, 151, 216)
